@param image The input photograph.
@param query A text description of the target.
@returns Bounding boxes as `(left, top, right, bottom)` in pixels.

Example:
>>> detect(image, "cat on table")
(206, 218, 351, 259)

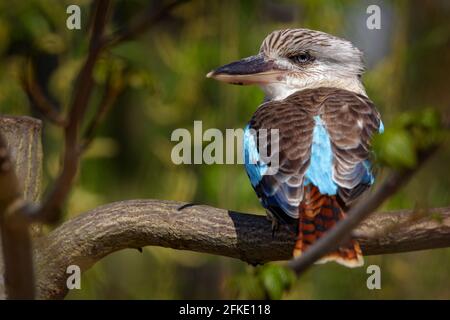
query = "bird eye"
(290, 52, 313, 64)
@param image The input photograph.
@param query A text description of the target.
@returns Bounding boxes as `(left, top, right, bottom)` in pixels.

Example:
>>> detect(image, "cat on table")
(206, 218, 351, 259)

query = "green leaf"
(373, 128, 417, 169)
(260, 266, 283, 300)
(258, 265, 296, 300)
(418, 108, 440, 130)
(227, 271, 266, 299)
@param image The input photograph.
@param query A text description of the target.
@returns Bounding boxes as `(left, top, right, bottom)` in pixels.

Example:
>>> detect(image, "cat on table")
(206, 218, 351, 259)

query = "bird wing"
(320, 89, 382, 206)
(244, 98, 315, 220)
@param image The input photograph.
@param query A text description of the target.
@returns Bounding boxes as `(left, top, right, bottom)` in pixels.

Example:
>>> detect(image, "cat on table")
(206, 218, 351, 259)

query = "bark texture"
(0, 116, 43, 299)
(0, 116, 42, 202)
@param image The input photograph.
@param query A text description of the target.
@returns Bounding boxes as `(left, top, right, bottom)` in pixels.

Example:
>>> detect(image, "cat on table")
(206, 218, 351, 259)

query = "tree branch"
(0, 116, 43, 203)
(0, 116, 44, 299)
(33, 0, 111, 223)
(0, 131, 33, 299)
(81, 68, 125, 151)
(34, 200, 450, 300)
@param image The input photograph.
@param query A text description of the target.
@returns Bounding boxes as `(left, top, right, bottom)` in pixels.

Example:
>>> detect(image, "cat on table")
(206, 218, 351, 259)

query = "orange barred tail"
(293, 186, 364, 268)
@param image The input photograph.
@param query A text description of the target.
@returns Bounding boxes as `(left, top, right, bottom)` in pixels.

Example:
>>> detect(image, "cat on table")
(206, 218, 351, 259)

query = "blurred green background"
(0, 0, 449, 299)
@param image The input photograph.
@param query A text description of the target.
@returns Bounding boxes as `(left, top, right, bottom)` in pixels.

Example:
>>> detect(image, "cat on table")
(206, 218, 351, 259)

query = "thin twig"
(80, 69, 125, 152)
(104, 0, 188, 48)
(287, 146, 439, 275)
(21, 61, 65, 126)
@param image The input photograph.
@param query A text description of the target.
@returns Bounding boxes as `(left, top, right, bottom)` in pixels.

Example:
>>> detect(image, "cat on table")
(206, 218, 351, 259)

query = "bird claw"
(266, 211, 280, 239)
(271, 219, 279, 238)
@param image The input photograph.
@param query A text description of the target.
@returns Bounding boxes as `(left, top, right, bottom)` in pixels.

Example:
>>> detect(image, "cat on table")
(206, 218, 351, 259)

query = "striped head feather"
(259, 28, 367, 100)
(208, 28, 367, 101)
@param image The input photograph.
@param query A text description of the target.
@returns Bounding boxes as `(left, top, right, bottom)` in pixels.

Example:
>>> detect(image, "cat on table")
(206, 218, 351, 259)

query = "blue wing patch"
(379, 120, 384, 134)
(304, 116, 384, 195)
(243, 124, 268, 187)
(357, 119, 384, 186)
(303, 116, 381, 195)
(303, 116, 337, 195)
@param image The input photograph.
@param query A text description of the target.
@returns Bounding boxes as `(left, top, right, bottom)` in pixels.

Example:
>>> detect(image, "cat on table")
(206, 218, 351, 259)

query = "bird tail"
(293, 185, 364, 267)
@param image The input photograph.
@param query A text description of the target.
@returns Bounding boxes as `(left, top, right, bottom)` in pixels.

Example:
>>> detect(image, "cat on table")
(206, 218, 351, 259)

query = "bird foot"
(265, 211, 280, 239)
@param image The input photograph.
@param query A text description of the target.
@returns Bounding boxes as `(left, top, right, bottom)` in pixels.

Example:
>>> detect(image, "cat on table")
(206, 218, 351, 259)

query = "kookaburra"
(207, 28, 383, 267)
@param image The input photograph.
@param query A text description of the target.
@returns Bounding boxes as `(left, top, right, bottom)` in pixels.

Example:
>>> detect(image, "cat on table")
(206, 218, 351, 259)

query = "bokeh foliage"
(0, 0, 449, 299)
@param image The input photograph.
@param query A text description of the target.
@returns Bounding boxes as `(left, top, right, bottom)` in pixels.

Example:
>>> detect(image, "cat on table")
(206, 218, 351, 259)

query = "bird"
(207, 28, 383, 267)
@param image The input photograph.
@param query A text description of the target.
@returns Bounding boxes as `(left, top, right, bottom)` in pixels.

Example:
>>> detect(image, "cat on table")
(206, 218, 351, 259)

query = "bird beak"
(206, 54, 286, 85)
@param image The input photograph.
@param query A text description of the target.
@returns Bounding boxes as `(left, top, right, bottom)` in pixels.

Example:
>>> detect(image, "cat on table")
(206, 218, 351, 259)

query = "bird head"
(207, 28, 366, 101)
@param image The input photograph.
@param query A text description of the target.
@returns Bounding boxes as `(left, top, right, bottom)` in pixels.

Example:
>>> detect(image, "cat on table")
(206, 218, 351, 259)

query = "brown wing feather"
(319, 89, 381, 206)
(249, 97, 315, 218)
